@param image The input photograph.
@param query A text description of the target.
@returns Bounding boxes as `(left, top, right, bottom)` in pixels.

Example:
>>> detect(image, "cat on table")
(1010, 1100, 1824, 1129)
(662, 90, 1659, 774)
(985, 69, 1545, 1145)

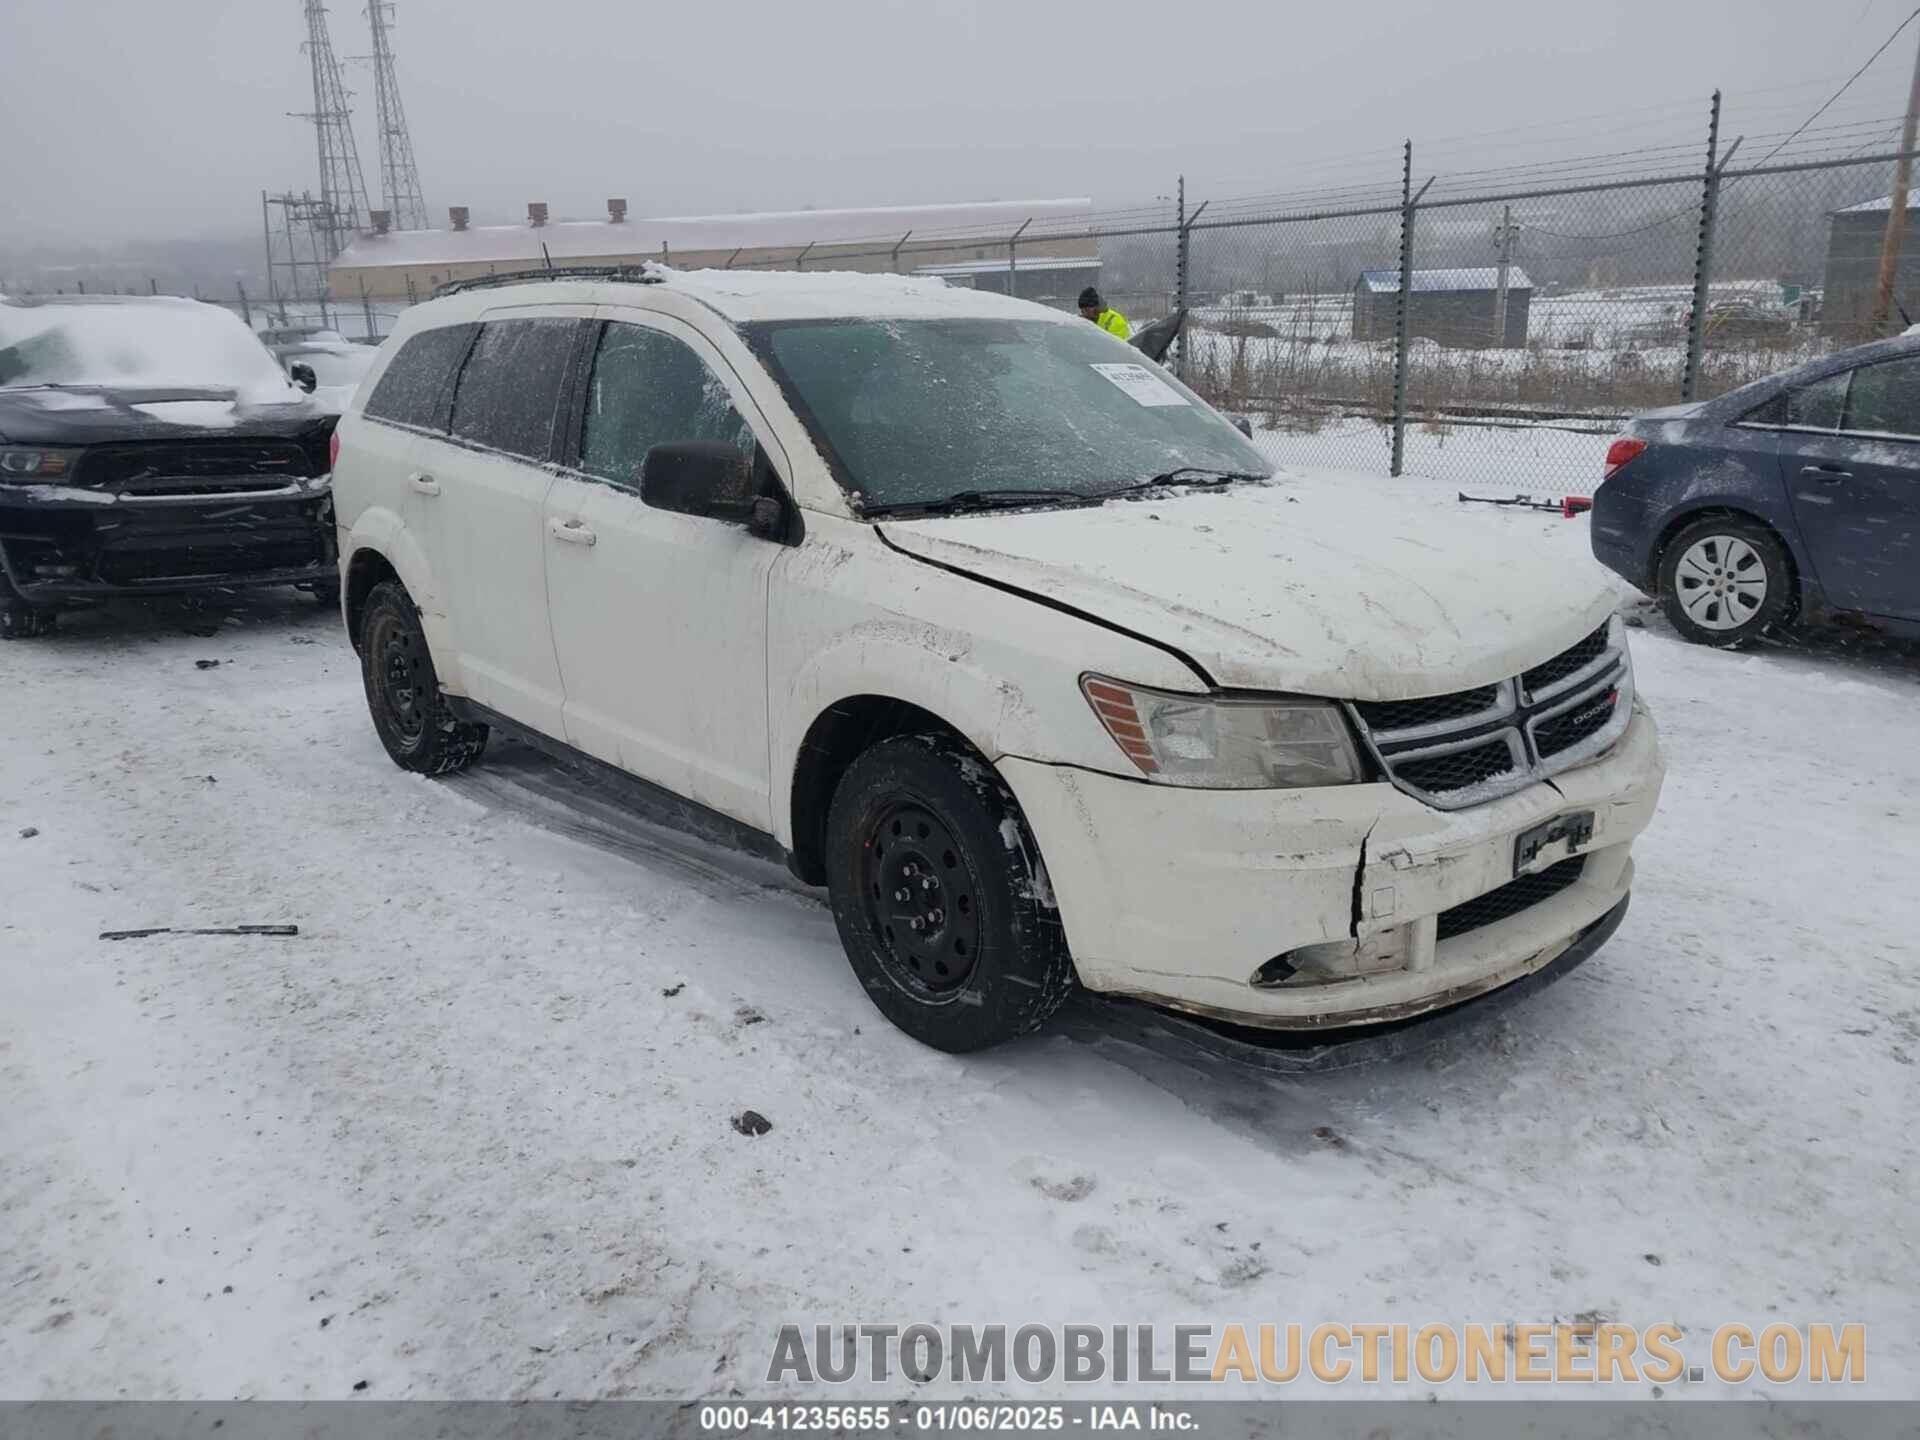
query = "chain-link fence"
(695, 94, 1920, 495)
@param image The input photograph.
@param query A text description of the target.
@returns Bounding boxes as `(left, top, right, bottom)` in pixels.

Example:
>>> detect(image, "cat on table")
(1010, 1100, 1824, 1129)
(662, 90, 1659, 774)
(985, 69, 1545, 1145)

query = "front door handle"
(548, 517, 597, 547)
(408, 472, 441, 496)
(1799, 465, 1851, 483)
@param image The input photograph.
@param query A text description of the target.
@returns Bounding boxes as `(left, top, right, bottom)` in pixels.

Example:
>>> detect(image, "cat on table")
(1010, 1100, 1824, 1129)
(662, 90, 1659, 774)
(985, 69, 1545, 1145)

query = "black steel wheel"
(0, 571, 57, 641)
(357, 580, 487, 775)
(825, 733, 1075, 1051)
(861, 801, 985, 999)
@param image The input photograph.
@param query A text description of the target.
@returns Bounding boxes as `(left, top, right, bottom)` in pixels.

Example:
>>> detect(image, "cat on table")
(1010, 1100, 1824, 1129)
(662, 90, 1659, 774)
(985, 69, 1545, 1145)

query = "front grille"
(1348, 619, 1629, 809)
(1393, 739, 1518, 794)
(79, 440, 315, 495)
(1352, 684, 1502, 733)
(97, 535, 324, 583)
(1522, 622, 1610, 696)
(1533, 688, 1621, 759)
(1436, 856, 1587, 942)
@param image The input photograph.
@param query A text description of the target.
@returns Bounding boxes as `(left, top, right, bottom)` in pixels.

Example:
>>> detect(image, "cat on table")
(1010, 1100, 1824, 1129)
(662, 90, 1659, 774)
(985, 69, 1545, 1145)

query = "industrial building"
(328, 198, 1099, 303)
(1821, 187, 1920, 337)
(1351, 266, 1533, 348)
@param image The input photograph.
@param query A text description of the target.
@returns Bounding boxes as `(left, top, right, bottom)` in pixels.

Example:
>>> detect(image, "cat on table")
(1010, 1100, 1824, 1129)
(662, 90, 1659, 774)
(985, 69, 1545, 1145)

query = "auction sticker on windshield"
(1090, 363, 1190, 407)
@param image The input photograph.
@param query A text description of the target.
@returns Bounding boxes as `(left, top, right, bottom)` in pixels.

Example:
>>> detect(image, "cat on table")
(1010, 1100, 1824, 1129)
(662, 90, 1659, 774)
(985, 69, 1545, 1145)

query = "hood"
(878, 475, 1617, 699)
(0, 386, 333, 446)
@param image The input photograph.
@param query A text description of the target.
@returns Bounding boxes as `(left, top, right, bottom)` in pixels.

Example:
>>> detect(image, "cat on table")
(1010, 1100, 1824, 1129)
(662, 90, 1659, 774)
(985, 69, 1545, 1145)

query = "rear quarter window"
(361, 323, 476, 432)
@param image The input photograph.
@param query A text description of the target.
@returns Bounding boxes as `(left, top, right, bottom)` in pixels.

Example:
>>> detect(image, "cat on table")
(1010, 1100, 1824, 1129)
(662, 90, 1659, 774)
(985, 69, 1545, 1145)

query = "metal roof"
(332, 198, 1094, 271)
(1357, 267, 1534, 293)
(1836, 187, 1920, 214)
(913, 256, 1101, 276)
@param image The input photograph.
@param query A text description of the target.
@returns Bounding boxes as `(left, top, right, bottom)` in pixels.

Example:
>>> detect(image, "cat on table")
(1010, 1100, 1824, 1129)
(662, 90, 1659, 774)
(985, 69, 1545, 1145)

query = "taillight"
(327, 430, 340, 472)
(1603, 436, 1646, 480)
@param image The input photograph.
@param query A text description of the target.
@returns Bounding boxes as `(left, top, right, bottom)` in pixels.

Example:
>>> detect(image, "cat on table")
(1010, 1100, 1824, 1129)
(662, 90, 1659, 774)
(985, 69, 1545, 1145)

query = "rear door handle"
(548, 517, 596, 547)
(407, 472, 440, 496)
(1799, 465, 1851, 483)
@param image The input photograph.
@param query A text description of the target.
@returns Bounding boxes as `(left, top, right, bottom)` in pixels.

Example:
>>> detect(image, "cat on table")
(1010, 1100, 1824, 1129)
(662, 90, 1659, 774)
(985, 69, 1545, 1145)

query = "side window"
(1786, 370, 1848, 431)
(448, 317, 581, 461)
(578, 322, 756, 487)
(1842, 355, 1920, 439)
(361, 323, 475, 431)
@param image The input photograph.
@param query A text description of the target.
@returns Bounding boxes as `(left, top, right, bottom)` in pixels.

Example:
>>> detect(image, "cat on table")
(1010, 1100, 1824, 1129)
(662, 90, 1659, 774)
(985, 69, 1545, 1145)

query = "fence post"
(359, 277, 375, 340)
(1682, 90, 1723, 403)
(1008, 218, 1032, 301)
(236, 280, 252, 328)
(891, 230, 912, 274)
(1391, 142, 1414, 477)
(1174, 176, 1189, 376)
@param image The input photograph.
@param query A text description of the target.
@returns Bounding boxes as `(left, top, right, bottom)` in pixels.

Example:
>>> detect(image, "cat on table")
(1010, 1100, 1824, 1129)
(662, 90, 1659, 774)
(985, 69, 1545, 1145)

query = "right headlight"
(1081, 675, 1364, 789)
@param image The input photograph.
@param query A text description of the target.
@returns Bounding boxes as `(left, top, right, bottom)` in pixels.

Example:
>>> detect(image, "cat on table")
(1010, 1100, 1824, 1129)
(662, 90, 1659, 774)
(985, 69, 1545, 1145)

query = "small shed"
(1821, 187, 1920, 337)
(1352, 267, 1533, 348)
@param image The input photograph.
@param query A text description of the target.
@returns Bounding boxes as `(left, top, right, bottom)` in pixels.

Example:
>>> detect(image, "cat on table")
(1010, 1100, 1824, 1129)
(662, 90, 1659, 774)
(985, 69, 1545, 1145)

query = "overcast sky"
(5, 0, 1919, 246)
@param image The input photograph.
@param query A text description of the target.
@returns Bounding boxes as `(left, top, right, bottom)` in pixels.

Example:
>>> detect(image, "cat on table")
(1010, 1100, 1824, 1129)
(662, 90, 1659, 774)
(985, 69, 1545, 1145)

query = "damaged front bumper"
(0, 477, 336, 603)
(999, 702, 1664, 1029)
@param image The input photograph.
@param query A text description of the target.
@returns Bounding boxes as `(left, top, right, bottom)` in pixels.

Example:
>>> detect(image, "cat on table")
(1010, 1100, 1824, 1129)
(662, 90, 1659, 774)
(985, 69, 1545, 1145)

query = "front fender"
(766, 524, 1201, 851)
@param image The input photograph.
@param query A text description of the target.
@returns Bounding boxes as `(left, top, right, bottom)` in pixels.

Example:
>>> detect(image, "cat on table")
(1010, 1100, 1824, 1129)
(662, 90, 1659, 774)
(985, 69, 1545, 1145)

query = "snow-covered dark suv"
(0, 296, 339, 638)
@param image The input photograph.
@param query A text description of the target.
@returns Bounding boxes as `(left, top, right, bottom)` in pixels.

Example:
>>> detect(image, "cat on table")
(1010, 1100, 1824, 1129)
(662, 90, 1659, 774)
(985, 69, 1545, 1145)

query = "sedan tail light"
(1603, 437, 1646, 480)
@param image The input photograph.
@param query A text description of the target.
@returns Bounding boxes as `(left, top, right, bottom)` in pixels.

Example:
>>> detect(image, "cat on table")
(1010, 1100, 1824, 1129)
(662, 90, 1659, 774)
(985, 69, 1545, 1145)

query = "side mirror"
(639, 440, 756, 524)
(1229, 414, 1254, 439)
(289, 362, 318, 394)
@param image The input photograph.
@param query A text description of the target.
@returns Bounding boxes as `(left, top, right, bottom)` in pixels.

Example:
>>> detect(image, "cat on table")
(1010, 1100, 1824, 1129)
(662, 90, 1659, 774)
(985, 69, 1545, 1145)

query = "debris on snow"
(100, 924, 299, 941)
(18, 826, 37, 839)
(731, 1110, 772, 1137)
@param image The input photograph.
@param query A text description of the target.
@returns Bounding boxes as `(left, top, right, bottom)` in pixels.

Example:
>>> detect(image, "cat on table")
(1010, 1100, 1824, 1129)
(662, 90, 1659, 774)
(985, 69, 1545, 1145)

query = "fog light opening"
(1250, 953, 1301, 989)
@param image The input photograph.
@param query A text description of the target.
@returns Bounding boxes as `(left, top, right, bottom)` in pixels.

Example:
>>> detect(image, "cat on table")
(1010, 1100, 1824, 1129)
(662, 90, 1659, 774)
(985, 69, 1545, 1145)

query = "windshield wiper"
(1100, 467, 1266, 499)
(863, 488, 1094, 517)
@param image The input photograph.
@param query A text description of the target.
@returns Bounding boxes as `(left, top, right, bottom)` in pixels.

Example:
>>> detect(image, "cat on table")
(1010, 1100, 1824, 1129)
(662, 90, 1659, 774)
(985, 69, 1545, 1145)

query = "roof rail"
(432, 265, 665, 299)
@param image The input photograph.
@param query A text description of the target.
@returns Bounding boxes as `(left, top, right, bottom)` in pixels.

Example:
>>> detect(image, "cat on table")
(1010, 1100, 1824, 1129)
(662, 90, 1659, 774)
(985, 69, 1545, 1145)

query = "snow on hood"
(0, 296, 298, 405)
(879, 474, 1617, 699)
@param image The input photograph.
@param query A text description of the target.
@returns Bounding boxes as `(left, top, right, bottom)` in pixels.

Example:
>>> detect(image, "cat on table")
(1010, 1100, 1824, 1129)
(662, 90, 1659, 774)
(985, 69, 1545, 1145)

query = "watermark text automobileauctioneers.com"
(766, 1322, 1867, 1387)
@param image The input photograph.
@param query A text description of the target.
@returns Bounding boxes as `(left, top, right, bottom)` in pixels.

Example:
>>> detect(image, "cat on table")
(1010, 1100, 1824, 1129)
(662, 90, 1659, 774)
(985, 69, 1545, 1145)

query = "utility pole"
(1492, 204, 1517, 347)
(1870, 24, 1920, 336)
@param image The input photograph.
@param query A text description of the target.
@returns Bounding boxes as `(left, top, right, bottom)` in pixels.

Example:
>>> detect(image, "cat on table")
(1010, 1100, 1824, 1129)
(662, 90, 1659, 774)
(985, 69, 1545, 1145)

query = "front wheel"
(824, 734, 1074, 1052)
(1659, 517, 1794, 647)
(0, 571, 57, 640)
(357, 580, 488, 774)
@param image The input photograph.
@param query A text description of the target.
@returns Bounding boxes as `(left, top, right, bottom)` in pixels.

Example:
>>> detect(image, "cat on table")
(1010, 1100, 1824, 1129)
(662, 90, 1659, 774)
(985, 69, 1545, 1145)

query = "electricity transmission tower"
(294, 0, 372, 259)
(365, 1, 429, 231)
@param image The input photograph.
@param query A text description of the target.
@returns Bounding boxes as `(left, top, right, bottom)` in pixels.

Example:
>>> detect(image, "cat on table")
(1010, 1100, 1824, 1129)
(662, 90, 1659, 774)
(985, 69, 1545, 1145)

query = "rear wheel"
(1659, 516, 1794, 647)
(0, 572, 57, 641)
(357, 580, 487, 774)
(824, 733, 1074, 1051)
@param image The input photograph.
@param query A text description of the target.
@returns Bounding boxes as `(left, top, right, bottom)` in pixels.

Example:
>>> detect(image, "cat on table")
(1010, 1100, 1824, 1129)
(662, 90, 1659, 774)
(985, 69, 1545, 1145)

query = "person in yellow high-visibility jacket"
(1078, 287, 1130, 339)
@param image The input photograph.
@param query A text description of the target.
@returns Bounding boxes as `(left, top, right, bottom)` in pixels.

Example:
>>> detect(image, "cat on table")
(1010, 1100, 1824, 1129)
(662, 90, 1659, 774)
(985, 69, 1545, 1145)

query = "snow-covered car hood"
(878, 474, 1618, 699)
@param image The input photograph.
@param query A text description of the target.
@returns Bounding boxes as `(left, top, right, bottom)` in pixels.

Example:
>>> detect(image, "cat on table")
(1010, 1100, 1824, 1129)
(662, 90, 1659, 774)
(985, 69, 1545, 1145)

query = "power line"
(1753, 5, 1920, 165)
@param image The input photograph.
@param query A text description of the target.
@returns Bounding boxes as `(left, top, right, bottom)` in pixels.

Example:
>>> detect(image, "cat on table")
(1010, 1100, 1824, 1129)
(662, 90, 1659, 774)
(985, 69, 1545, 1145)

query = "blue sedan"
(1591, 333, 1920, 646)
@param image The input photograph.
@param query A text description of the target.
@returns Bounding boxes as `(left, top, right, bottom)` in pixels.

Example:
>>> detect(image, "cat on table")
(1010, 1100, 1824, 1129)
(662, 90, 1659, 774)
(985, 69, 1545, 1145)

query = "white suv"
(330, 267, 1665, 1052)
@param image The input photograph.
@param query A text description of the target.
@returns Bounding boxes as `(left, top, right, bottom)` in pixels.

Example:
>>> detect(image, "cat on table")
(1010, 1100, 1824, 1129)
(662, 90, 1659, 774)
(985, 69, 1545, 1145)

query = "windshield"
(744, 317, 1269, 511)
(0, 300, 296, 399)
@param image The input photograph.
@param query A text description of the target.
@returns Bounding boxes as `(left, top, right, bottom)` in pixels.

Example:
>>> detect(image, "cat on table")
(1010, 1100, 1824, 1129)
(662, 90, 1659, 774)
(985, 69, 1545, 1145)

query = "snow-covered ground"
(1251, 418, 1613, 496)
(3, 489, 1917, 1402)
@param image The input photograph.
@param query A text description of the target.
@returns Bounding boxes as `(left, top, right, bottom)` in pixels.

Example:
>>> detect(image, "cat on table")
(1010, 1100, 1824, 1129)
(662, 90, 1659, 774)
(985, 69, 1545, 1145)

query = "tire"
(0, 571, 57, 641)
(1658, 515, 1794, 648)
(824, 733, 1074, 1052)
(357, 580, 488, 774)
